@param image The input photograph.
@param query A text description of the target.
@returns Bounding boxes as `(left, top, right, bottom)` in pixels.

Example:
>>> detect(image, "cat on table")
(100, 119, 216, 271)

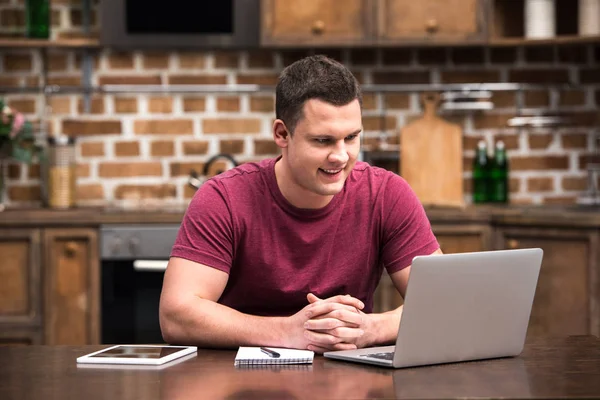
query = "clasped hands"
(287, 293, 373, 354)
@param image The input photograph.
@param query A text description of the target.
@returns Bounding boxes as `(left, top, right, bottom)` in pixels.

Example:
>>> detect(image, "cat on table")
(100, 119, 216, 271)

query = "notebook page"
(234, 347, 314, 365)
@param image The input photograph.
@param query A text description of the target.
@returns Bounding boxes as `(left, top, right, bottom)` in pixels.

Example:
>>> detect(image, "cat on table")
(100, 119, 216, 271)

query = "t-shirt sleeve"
(380, 174, 440, 274)
(170, 179, 234, 274)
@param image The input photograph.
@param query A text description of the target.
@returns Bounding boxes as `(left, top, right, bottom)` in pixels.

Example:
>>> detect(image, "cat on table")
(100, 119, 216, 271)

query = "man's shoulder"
(210, 157, 274, 185)
(349, 161, 416, 201)
(350, 161, 406, 185)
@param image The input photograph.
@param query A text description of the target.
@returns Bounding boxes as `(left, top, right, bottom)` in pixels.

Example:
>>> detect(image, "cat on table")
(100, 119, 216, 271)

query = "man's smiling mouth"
(319, 168, 343, 175)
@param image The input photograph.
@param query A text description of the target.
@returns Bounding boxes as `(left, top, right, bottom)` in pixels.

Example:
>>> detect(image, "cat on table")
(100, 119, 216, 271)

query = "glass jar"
(44, 135, 76, 209)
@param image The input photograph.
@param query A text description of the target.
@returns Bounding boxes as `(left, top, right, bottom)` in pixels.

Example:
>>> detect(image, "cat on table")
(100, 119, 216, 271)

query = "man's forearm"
(160, 296, 290, 348)
(368, 305, 403, 346)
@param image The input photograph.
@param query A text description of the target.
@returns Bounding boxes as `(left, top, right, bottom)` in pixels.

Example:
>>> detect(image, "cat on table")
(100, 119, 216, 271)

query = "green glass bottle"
(490, 140, 509, 203)
(26, 0, 50, 39)
(472, 140, 490, 204)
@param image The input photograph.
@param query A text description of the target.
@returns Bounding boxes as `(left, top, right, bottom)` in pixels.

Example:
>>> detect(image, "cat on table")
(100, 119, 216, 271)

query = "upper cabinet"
(261, 0, 599, 47)
(261, 0, 488, 46)
(261, 0, 374, 46)
(377, 0, 488, 44)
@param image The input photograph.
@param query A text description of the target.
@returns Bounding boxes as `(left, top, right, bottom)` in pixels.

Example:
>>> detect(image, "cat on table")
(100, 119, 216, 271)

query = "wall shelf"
(0, 37, 100, 49)
(0, 36, 598, 50)
(489, 34, 600, 47)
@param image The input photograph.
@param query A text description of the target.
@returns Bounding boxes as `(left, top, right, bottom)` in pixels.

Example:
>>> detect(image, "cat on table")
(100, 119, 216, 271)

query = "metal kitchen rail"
(2, 82, 593, 129)
(0, 82, 591, 94)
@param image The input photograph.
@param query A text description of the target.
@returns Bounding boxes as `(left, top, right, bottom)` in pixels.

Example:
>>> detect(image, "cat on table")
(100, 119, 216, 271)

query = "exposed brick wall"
(0, 2, 599, 207)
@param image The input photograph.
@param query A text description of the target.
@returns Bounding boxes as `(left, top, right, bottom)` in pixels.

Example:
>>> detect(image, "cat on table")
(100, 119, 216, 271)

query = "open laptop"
(324, 248, 543, 368)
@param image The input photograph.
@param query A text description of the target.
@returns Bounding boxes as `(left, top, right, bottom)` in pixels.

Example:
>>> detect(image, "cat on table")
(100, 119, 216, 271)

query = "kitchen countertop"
(0, 204, 189, 226)
(2, 203, 600, 227)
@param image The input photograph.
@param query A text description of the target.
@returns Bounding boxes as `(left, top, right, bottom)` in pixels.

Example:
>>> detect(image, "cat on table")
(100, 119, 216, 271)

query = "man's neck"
(274, 158, 333, 209)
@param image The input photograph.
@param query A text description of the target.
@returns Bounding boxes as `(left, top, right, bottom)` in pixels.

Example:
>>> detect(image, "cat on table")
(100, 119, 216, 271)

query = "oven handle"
(133, 260, 169, 272)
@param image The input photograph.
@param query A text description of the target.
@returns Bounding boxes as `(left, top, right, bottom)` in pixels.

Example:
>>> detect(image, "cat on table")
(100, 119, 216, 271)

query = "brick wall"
(1, 2, 599, 207)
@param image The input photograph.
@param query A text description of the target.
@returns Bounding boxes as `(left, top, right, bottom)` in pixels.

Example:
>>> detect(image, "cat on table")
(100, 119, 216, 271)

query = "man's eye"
(345, 134, 359, 141)
(315, 138, 330, 144)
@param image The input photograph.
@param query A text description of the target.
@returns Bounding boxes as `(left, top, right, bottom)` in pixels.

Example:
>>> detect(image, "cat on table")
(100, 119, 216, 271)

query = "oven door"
(101, 259, 168, 344)
(100, 224, 180, 344)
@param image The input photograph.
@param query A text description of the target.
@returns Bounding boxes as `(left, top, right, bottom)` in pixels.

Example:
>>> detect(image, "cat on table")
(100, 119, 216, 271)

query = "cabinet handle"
(507, 239, 520, 249)
(65, 241, 78, 257)
(311, 20, 325, 35)
(425, 18, 439, 34)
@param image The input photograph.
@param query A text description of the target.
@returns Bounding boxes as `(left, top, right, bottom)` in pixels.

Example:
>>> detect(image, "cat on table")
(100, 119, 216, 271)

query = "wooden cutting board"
(400, 93, 464, 207)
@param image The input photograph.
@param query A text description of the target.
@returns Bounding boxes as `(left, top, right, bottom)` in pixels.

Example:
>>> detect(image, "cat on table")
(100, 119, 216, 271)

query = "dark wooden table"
(1, 336, 599, 400)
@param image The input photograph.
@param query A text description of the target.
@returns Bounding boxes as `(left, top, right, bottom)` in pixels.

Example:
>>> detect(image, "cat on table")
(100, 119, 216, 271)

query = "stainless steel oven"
(100, 224, 180, 344)
(100, 0, 260, 49)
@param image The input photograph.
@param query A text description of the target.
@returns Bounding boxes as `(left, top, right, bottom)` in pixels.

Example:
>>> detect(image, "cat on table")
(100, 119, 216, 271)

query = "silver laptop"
(324, 248, 543, 368)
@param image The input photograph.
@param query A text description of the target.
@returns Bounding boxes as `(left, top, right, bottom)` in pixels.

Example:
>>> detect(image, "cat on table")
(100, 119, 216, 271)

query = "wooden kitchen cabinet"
(261, 0, 489, 47)
(495, 227, 600, 340)
(43, 228, 100, 345)
(373, 272, 403, 313)
(0, 229, 42, 333)
(261, 0, 373, 46)
(432, 224, 492, 254)
(0, 328, 42, 345)
(0, 225, 100, 345)
(261, 0, 374, 46)
(377, 0, 488, 44)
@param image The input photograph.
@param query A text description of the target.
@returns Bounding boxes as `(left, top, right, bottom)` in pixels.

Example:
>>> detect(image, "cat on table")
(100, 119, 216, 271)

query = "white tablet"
(76, 345, 197, 366)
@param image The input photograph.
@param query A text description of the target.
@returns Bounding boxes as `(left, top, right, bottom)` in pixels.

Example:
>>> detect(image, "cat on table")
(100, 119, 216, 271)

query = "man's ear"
(273, 119, 289, 148)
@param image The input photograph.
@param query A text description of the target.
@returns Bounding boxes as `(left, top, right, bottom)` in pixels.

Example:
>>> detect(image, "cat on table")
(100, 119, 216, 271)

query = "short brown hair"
(275, 55, 362, 134)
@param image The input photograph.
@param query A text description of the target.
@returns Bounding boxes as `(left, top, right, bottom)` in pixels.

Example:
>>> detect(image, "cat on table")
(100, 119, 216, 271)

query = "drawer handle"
(133, 260, 169, 272)
(65, 241, 78, 257)
(507, 239, 520, 249)
(312, 20, 325, 35)
(425, 18, 439, 33)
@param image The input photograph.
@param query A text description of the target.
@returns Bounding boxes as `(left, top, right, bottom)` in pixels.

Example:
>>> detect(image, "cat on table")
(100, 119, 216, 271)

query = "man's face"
(276, 98, 362, 209)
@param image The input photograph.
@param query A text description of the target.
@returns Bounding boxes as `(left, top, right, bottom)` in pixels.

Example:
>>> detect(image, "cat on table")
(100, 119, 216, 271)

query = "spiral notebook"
(234, 347, 314, 366)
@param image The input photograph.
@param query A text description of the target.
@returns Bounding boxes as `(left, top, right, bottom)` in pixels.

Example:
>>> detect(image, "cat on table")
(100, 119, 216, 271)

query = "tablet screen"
(88, 346, 186, 359)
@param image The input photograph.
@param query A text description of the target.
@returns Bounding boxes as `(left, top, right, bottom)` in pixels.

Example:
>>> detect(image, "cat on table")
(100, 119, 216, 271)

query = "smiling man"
(159, 55, 441, 353)
(274, 97, 362, 209)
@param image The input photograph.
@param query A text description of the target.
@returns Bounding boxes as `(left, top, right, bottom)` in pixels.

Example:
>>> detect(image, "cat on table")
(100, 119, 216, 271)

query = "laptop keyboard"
(359, 352, 394, 361)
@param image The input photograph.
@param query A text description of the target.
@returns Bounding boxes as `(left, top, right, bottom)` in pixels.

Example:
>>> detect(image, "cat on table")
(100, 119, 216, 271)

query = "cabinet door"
(0, 328, 42, 345)
(261, 0, 374, 46)
(373, 272, 403, 313)
(432, 224, 492, 254)
(44, 228, 100, 345)
(377, 0, 488, 43)
(0, 229, 41, 326)
(495, 227, 599, 339)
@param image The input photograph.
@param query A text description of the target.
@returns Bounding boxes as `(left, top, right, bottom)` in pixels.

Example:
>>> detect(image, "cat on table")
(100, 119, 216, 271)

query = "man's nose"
(328, 143, 349, 163)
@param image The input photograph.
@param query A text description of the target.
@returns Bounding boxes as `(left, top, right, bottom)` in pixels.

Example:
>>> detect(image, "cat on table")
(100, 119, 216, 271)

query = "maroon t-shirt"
(171, 157, 439, 316)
